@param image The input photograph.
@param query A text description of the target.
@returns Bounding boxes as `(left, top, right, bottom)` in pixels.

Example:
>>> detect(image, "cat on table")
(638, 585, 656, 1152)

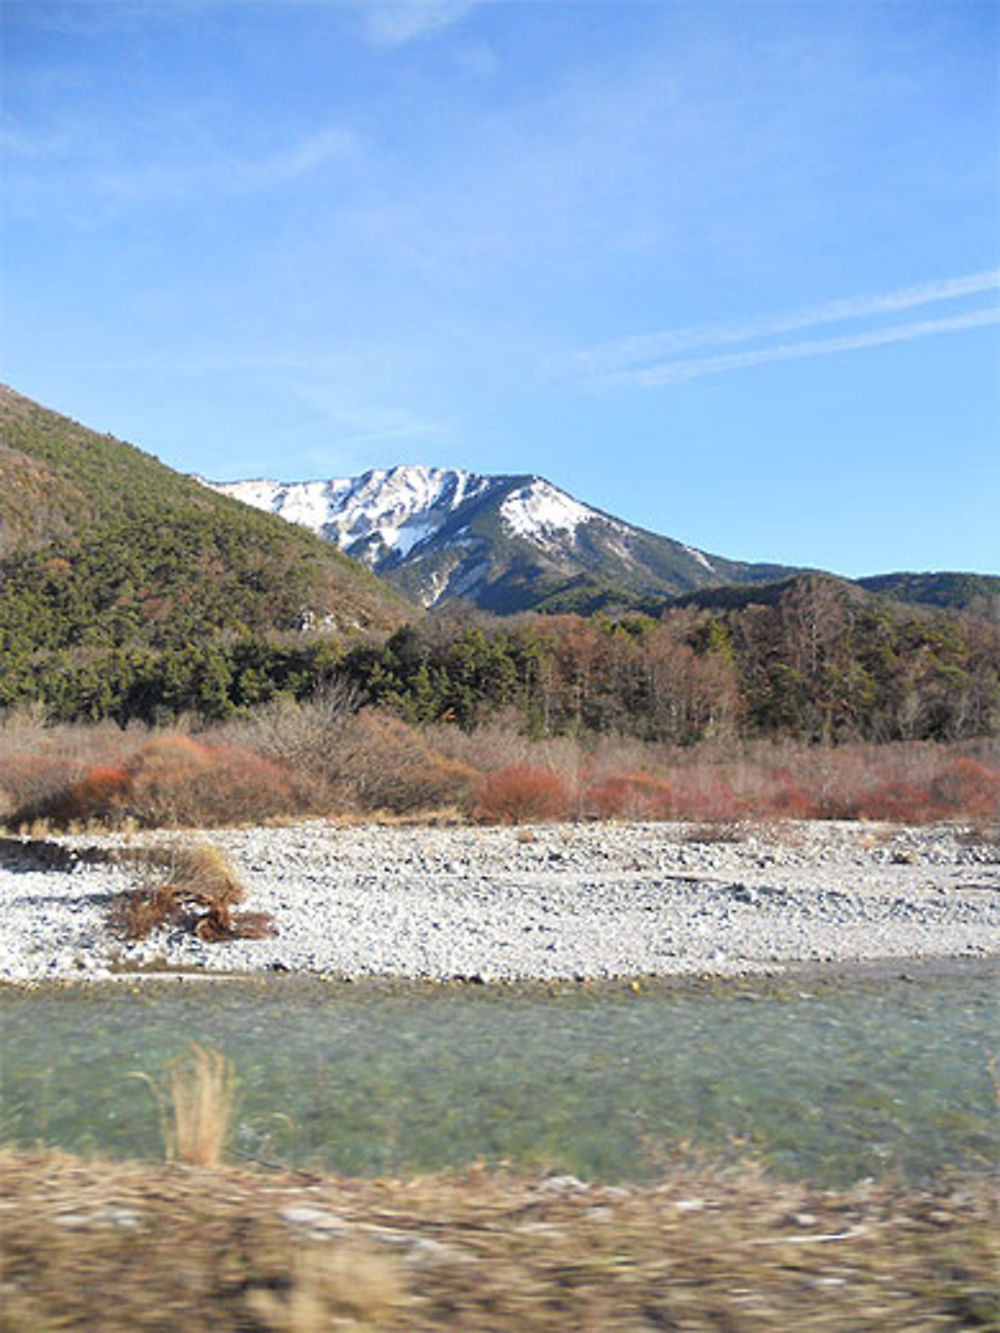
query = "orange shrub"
(475, 765, 574, 823)
(54, 765, 134, 823)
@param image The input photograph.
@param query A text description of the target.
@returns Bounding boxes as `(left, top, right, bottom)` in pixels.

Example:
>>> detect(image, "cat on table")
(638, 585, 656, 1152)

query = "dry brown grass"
(131, 1044, 236, 1170)
(0, 1148, 995, 1332)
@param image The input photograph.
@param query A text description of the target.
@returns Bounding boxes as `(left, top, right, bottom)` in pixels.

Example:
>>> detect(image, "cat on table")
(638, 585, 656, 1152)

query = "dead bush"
(667, 769, 742, 822)
(227, 677, 361, 778)
(749, 770, 820, 821)
(328, 710, 478, 814)
(110, 842, 276, 942)
(857, 780, 937, 824)
(0, 753, 87, 825)
(929, 757, 1000, 819)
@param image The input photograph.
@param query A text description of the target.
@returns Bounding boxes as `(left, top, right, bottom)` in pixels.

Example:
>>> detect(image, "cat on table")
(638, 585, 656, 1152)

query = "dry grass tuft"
(130, 1044, 236, 1168)
(152, 1043, 237, 1169)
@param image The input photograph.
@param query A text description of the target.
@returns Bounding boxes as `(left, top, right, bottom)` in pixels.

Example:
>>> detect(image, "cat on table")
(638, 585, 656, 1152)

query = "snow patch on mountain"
(683, 544, 716, 573)
(318, 466, 494, 562)
(500, 480, 594, 549)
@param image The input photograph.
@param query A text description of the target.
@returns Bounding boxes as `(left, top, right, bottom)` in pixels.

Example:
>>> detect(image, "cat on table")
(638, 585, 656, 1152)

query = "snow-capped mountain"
(201, 465, 798, 613)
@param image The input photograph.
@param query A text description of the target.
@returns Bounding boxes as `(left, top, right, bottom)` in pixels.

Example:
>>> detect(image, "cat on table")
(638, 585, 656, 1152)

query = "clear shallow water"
(1, 969, 997, 1185)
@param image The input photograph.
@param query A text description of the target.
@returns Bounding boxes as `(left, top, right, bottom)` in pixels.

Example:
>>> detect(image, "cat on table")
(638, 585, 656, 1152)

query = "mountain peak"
(201, 465, 797, 612)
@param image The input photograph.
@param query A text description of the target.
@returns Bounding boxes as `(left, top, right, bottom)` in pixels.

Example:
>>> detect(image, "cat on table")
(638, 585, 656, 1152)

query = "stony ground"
(1, 819, 998, 983)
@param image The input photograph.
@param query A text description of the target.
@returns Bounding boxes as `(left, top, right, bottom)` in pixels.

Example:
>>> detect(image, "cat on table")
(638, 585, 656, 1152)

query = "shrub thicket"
(2, 716, 997, 832)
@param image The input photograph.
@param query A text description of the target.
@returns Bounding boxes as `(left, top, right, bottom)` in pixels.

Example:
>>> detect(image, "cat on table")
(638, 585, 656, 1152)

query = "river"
(2, 964, 996, 1185)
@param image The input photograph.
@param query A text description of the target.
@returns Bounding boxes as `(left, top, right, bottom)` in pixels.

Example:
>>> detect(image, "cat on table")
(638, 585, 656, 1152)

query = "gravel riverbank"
(1, 820, 998, 984)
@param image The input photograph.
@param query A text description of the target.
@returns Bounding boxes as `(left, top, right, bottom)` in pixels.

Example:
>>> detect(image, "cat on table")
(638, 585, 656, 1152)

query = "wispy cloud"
(7, 123, 361, 219)
(580, 270, 1000, 386)
(613, 307, 1000, 388)
(582, 270, 1000, 373)
(228, 126, 359, 191)
(356, 0, 489, 45)
(91, 127, 359, 206)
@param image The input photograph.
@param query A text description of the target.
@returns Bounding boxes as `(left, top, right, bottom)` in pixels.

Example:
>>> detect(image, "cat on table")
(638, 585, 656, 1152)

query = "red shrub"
(669, 770, 742, 822)
(850, 758, 1000, 824)
(751, 770, 820, 821)
(475, 765, 574, 823)
(929, 758, 1000, 819)
(584, 773, 675, 821)
(56, 765, 134, 822)
(857, 780, 939, 824)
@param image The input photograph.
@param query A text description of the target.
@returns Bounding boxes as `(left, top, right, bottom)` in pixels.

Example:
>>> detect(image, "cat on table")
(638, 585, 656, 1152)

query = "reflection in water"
(1, 970, 997, 1184)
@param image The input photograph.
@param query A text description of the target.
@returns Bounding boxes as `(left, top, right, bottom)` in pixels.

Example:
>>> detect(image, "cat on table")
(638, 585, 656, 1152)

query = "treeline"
(3, 579, 997, 743)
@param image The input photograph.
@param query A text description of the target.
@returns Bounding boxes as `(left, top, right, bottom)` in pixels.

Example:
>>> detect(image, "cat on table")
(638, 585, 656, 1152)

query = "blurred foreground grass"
(1, 1147, 996, 1331)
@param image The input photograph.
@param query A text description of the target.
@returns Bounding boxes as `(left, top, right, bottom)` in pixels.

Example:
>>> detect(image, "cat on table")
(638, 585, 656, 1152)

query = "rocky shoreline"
(1, 820, 998, 984)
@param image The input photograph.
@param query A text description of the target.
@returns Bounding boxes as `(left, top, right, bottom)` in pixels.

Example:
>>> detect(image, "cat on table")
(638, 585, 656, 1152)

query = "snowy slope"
(205, 467, 496, 569)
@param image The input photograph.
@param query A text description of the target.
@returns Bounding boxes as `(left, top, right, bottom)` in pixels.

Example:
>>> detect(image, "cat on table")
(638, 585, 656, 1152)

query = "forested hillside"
(0, 388, 408, 700)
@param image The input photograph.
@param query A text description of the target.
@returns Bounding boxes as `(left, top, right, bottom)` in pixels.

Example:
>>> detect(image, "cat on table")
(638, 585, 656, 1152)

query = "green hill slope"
(856, 571, 1000, 613)
(0, 386, 407, 653)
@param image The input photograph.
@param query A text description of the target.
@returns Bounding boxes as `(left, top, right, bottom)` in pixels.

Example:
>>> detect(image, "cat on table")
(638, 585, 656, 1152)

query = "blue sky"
(2, 0, 998, 576)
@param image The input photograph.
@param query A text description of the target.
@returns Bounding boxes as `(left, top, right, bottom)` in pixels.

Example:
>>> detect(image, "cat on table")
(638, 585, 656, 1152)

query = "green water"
(1, 969, 997, 1185)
